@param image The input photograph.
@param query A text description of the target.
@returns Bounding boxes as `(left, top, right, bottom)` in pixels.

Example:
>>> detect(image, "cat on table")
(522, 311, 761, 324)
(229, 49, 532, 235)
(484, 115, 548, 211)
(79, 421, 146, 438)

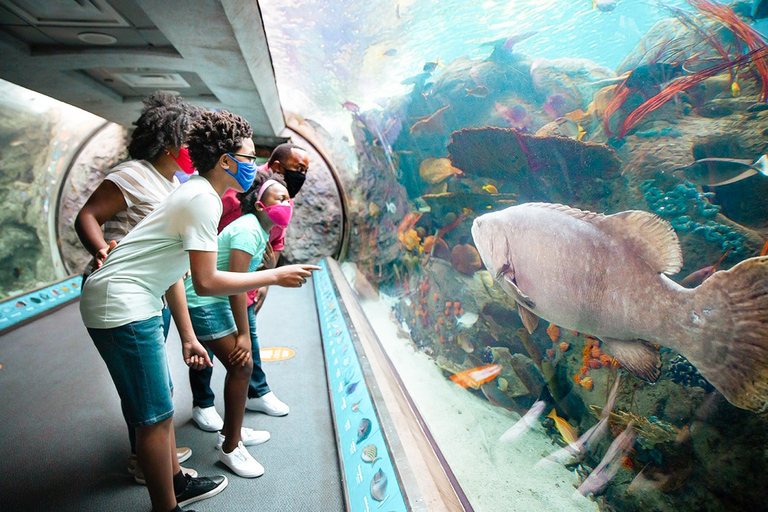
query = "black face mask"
(284, 169, 306, 198)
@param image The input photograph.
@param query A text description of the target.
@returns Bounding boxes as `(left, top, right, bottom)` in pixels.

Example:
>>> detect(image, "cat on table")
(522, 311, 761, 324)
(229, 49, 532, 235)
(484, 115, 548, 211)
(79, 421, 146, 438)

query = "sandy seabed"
(344, 264, 599, 512)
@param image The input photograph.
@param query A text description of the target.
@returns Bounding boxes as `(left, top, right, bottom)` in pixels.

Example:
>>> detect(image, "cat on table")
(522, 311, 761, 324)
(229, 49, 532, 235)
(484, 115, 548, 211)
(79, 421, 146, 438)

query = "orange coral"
(453, 301, 461, 309)
(433, 293, 439, 301)
(621, 456, 634, 470)
(600, 354, 613, 366)
(559, 341, 570, 352)
(438, 317, 445, 325)
(573, 374, 583, 383)
(588, 360, 603, 369)
(547, 323, 561, 343)
(579, 366, 590, 376)
(546, 348, 556, 359)
(580, 377, 594, 390)
(445, 301, 452, 309)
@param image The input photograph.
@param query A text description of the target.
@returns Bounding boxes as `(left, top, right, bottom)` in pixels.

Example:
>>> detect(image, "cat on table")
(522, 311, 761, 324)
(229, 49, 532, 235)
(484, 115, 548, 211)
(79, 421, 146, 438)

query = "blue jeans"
(88, 310, 174, 431)
(189, 303, 270, 408)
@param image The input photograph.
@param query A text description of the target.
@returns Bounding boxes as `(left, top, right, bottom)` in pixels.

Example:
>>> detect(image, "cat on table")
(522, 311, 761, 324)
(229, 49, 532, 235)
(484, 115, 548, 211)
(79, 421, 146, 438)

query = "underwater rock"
(529, 57, 616, 115)
(450, 243, 483, 276)
(449, 126, 621, 180)
(422, 235, 451, 260)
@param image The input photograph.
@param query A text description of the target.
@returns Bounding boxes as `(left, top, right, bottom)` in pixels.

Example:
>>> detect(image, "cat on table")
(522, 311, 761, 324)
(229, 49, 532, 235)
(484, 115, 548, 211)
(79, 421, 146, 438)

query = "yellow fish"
(481, 184, 499, 194)
(546, 409, 578, 445)
(731, 81, 741, 98)
(576, 124, 587, 141)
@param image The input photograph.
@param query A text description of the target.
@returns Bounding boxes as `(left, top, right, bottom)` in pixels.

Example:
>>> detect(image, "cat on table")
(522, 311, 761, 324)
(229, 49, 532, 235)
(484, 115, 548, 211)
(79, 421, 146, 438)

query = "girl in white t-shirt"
(80, 109, 318, 512)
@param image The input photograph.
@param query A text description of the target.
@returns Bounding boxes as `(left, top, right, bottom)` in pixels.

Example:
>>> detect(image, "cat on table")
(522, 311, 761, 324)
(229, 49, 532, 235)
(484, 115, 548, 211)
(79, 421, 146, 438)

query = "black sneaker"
(176, 474, 228, 507)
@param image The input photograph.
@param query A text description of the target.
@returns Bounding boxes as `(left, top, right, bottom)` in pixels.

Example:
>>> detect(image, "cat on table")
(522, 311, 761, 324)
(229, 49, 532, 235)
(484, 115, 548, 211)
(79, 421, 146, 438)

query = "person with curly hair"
(190, 143, 309, 431)
(184, 170, 292, 477)
(75, 91, 201, 483)
(79, 108, 319, 512)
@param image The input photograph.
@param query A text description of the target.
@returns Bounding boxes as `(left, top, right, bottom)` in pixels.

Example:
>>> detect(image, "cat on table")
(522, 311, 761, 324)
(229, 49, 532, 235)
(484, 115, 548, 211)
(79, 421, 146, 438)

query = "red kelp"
(688, 0, 768, 100)
(618, 46, 768, 138)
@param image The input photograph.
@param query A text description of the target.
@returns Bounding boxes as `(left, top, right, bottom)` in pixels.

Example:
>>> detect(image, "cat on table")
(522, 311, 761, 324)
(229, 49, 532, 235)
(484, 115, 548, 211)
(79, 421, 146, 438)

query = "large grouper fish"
(471, 202, 768, 413)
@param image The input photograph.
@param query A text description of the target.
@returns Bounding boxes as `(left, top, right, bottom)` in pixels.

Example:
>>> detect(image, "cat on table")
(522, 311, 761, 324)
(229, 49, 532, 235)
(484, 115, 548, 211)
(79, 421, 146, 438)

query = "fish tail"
(755, 154, 768, 177)
(686, 257, 768, 412)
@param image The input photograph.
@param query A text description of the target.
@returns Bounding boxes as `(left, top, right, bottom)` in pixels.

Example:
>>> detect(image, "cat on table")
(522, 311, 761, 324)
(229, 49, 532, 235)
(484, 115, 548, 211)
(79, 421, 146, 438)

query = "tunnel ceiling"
(0, 0, 285, 142)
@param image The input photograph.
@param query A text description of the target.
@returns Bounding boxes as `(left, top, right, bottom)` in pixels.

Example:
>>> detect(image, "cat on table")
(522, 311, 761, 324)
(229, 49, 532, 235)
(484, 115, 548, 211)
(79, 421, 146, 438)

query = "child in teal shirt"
(185, 171, 292, 478)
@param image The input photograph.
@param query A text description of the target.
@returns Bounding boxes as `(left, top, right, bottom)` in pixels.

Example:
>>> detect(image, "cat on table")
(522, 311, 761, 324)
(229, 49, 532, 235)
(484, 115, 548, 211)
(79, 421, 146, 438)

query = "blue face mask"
(224, 153, 257, 191)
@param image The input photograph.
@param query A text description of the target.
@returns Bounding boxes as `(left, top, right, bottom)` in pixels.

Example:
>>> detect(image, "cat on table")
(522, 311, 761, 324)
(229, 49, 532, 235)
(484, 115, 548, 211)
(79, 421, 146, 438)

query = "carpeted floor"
(0, 282, 344, 511)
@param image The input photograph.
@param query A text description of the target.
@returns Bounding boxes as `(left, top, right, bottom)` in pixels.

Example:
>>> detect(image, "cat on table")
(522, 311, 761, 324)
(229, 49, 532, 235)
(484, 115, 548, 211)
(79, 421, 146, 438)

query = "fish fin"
(518, 303, 540, 334)
(600, 210, 683, 275)
(754, 154, 768, 177)
(496, 264, 536, 309)
(600, 337, 661, 382)
(708, 169, 759, 187)
(523, 204, 682, 274)
(684, 257, 768, 412)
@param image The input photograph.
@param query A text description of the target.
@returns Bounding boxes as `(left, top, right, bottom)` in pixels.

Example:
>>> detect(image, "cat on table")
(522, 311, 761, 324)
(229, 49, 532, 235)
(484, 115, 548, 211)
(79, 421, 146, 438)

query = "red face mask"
(171, 147, 196, 174)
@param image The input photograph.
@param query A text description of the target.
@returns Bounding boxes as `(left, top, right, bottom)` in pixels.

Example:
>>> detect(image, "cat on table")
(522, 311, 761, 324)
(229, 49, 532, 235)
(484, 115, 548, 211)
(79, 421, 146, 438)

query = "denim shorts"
(88, 315, 174, 427)
(188, 302, 237, 341)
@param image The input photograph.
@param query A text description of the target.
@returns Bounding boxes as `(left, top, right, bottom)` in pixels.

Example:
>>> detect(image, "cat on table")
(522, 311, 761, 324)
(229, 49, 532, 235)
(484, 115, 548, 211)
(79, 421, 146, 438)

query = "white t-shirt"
(80, 176, 222, 329)
(102, 160, 180, 243)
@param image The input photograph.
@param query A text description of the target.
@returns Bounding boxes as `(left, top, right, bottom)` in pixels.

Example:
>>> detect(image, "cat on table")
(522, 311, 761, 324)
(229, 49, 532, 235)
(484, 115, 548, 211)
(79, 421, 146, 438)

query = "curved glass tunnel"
(2, 0, 768, 511)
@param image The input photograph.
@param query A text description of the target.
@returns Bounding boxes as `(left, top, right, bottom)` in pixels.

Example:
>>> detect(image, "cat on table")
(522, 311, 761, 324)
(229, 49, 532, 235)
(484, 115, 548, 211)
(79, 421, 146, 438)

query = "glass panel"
(262, 2, 768, 510)
(0, 79, 107, 298)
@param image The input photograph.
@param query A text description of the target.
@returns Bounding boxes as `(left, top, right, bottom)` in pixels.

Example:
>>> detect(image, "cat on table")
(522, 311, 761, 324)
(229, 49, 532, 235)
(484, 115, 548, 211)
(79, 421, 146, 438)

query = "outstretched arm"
(188, 250, 319, 297)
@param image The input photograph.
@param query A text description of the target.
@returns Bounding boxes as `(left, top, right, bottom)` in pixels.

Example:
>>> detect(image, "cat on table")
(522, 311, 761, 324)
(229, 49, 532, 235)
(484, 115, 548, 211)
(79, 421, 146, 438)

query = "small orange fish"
(546, 409, 578, 444)
(449, 364, 502, 390)
(761, 240, 768, 257)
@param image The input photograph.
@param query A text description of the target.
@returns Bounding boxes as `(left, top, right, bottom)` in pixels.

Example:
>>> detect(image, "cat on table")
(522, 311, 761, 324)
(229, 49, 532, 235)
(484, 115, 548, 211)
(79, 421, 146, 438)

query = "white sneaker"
(245, 392, 289, 416)
(216, 427, 271, 449)
(218, 441, 264, 478)
(192, 406, 224, 432)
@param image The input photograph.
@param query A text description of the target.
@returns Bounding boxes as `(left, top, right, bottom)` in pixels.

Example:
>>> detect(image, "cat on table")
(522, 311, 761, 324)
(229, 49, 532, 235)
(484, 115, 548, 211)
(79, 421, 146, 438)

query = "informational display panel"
(313, 261, 408, 512)
(0, 275, 82, 335)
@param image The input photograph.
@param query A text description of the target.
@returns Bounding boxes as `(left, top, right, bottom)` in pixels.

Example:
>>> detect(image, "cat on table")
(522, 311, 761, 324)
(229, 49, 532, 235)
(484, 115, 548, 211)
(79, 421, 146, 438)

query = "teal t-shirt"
(185, 213, 269, 308)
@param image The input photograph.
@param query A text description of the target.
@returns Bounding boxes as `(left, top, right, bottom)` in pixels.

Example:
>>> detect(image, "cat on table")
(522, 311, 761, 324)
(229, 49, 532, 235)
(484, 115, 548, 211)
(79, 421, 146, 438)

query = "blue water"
(261, 0, 691, 128)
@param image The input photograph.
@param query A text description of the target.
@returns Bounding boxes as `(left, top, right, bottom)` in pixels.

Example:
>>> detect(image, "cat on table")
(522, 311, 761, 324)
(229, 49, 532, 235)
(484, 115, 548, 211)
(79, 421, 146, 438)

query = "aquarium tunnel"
(1, 0, 768, 511)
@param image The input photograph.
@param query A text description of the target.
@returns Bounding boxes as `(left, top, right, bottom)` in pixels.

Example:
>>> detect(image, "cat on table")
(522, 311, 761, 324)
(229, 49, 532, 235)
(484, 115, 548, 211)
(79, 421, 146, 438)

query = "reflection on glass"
(264, 1, 768, 510)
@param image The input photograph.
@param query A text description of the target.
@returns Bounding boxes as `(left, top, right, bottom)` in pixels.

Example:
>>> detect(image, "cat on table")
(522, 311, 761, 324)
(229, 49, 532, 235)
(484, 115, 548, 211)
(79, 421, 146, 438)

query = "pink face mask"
(170, 147, 196, 174)
(258, 201, 293, 227)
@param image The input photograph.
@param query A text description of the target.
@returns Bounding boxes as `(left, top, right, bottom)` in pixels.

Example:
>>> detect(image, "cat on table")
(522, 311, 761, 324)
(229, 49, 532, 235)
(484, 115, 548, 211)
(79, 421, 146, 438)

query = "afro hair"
(127, 91, 201, 162)
(186, 109, 253, 174)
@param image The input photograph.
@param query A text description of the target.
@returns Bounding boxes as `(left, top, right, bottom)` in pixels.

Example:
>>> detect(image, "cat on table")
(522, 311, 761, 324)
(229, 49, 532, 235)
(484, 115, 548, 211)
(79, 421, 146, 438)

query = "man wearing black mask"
(268, 143, 309, 198)
(189, 143, 310, 433)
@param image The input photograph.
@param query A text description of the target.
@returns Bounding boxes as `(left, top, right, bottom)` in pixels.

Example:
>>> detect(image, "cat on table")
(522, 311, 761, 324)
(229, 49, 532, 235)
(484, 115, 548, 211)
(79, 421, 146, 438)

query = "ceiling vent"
(113, 72, 191, 89)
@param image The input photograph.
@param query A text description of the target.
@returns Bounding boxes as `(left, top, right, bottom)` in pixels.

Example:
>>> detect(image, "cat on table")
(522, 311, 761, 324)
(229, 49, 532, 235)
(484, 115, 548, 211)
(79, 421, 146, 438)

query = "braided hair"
(127, 92, 200, 162)
(186, 110, 253, 174)
(237, 170, 286, 215)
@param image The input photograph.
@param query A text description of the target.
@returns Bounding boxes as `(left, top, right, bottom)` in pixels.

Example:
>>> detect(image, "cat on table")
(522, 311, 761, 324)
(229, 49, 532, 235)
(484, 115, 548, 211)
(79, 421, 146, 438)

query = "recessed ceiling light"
(77, 32, 117, 45)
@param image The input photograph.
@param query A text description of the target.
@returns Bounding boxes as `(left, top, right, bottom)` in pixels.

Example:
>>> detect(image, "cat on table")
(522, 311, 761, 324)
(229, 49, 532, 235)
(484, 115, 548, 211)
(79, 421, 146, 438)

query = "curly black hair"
(127, 91, 201, 162)
(237, 170, 286, 215)
(186, 110, 253, 174)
